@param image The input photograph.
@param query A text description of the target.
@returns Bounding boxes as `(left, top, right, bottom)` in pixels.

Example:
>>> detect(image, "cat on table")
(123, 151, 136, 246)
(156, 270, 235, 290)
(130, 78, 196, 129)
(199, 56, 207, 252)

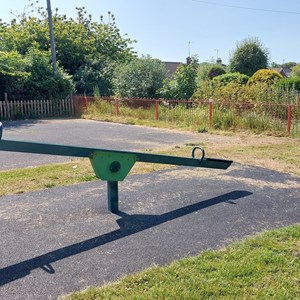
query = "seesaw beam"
(0, 140, 232, 169)
(0, 122, 232, 213)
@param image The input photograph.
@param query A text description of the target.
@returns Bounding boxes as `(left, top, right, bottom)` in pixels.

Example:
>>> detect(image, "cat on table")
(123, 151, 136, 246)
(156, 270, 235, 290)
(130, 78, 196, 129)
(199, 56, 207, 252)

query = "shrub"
(161, 56, 198, 99)
(113, 56, 168, 99)
(207, 66, 226, 80)
(276, 77, 300, 91)
(247, 69, 283, 86)
(23, 49, 74, 100)
(291, 64, 300, 77)
(212, 72, 249, 86)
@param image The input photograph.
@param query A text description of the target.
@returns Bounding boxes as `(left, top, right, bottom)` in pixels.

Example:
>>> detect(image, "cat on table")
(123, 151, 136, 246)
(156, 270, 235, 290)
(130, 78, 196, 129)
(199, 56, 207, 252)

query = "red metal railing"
(73, 96, 300, 136)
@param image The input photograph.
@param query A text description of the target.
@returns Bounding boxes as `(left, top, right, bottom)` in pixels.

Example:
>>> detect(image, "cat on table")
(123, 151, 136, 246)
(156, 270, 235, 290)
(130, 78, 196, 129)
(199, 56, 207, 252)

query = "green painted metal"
(0, 122, 233, 214)
(0, 140, 232, 169)
(107, 181, 119, 213)
(90, 151, 137, 181)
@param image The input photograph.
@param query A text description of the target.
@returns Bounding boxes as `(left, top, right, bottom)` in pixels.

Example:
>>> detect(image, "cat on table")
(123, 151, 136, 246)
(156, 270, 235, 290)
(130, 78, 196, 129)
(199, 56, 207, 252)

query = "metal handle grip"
(192, 146, 205, 163)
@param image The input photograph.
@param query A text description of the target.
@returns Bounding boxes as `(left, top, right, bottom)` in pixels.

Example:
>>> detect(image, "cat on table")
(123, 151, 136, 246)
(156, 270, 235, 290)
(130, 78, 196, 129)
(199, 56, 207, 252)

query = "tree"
(271, 61, 297, 69)
(23, 49, 74, 100)
(74, 57, 114, 96)
(291, 64, 300, 77)
(0, 49, 73, 100)
(196, 62, 214, 82)
(161, 56, 199, 99)
(229, 37, 269, 76)
(113, 56, 168, 98)
(0, 5, 136, 96)
(0, 51, 29, 100)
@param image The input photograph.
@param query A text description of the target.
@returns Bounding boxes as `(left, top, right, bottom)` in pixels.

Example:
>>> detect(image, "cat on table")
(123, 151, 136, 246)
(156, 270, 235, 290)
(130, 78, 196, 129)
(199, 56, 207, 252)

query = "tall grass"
(84, 98, 300, 137)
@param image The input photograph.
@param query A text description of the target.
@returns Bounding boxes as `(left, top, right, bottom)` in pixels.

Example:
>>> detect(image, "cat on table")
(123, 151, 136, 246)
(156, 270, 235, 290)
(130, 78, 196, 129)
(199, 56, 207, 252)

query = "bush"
(113, 56, 168, 99)
(161, 56, 198, 100)
(23, 49, 75, 100)
(247, 69, 283, 86)
(207, 66, 226, 80)
(212, 72, 249, 86)
(276, 77, 300, 91)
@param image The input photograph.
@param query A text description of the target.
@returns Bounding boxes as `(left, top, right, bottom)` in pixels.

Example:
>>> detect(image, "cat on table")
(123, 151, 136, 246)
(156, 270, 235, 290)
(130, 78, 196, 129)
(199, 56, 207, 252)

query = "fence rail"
(74, 96, 300, 136)
(0, 96, 75, 120)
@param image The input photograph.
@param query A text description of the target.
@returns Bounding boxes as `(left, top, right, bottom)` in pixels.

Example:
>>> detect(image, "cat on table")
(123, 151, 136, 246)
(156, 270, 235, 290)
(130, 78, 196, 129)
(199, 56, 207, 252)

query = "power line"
(191, 0, 300, 15)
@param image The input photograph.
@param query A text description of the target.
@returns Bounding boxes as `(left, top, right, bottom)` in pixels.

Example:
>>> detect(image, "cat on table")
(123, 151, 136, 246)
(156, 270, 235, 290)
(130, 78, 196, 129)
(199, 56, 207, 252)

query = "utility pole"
(46, 0, 57, 76)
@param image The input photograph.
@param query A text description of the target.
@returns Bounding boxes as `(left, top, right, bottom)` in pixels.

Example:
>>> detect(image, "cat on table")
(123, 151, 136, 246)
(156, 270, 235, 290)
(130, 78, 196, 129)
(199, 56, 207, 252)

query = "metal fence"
(74, 96, 300, 136)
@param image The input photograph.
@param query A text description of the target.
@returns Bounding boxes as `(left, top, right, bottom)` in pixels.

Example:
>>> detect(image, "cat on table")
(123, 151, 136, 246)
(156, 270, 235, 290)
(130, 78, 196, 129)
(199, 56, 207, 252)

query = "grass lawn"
(61, 225, 300, 299)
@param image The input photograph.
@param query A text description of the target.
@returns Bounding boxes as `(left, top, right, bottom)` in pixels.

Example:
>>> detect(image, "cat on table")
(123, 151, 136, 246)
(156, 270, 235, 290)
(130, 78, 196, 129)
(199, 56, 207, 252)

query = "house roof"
(164, 61, 183, 76)
(270, 67, 291, 78)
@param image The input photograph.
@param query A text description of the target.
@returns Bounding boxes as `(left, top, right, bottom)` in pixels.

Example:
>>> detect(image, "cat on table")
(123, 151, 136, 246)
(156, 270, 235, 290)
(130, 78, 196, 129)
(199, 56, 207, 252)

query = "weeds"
(84, 99, 300, 136)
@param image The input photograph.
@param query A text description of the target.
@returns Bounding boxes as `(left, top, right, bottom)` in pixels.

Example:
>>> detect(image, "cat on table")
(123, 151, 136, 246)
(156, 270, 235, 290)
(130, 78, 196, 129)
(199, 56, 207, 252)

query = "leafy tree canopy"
(271, 61, 297, 69)
(196, 62, 215, 82)
(0, 1, 136, 97)
(291, 64, 300, 78)
(23, 48, 74, 100)
(0, 7, 135, 73)
(161, 56, 199, 100)
(229, 37, 269, 77)
(0, 51, 29, 99)
(113, 56, 168, 98)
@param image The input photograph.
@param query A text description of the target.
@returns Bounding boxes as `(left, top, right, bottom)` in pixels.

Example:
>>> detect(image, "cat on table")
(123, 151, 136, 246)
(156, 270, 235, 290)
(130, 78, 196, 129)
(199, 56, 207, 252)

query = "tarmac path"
(0, 119, 299, 299)
(0, 119, 200, 170)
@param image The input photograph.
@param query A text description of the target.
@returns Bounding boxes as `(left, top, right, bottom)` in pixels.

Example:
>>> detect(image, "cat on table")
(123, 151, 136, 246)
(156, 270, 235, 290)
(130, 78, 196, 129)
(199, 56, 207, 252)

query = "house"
(163, 57, 194, 77)
(270, 67, 292, 78)
(163, 61, 183, 77)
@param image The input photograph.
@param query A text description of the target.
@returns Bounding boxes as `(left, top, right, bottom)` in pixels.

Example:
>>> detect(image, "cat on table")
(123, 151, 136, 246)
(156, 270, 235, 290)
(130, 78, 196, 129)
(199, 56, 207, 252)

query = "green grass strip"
(0, 159, 96, 196)
(62, 225, 300, 299)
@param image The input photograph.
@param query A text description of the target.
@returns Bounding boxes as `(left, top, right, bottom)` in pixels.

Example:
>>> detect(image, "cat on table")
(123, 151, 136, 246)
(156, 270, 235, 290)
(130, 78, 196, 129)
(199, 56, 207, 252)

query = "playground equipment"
(0, 122, 232, 213)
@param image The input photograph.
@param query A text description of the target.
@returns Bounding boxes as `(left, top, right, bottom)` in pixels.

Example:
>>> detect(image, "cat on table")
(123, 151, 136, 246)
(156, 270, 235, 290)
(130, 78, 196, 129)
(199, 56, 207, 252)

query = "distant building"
(163, 57, 193, 77)
(164, 61, 183, 76)
(270, 67, 292, 78)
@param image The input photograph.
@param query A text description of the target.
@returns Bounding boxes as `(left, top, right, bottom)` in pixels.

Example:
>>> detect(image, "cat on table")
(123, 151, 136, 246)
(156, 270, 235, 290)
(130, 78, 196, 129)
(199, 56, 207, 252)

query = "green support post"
(107, 181, 119, 213)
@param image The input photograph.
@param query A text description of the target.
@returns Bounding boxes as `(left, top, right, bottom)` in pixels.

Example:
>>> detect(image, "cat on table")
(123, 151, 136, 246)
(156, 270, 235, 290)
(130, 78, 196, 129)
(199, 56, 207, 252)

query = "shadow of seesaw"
(0, 190, 252, 286)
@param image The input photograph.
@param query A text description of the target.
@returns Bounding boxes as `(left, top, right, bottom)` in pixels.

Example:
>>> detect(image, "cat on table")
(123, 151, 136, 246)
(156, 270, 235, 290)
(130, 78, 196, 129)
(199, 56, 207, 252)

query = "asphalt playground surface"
(0, 119, 299, 300)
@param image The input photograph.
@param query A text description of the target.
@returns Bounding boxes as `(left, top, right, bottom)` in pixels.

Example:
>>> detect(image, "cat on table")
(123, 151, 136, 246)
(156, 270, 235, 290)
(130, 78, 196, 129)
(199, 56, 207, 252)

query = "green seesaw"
(0, 122, 232, 213)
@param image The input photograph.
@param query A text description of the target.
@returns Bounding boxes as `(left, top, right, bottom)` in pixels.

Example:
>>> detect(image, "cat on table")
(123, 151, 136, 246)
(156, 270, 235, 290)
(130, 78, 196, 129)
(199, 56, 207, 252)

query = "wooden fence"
(0, 95, 74, 120)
